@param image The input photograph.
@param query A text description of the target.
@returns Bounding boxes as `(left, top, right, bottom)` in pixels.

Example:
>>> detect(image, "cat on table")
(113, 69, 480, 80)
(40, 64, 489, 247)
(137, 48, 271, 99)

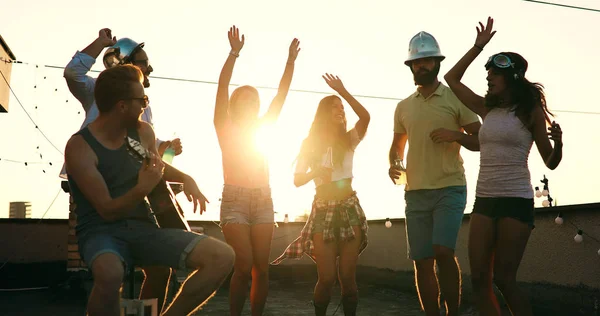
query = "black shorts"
(472, 197, 535, 229)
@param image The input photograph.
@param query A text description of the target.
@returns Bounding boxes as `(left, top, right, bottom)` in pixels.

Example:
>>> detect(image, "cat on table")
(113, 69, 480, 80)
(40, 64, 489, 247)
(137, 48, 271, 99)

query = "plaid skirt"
(271, 192, 368, 264)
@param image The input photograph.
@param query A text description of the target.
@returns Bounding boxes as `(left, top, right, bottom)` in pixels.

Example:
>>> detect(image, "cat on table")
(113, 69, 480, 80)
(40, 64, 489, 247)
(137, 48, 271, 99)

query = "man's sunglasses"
(132, 59, 151, 68)
(125, 95, 149, 108)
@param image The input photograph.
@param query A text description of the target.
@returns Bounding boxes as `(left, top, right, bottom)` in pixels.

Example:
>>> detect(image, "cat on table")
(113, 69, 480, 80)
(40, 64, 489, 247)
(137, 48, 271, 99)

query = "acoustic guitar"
(125, 136, 191, 231)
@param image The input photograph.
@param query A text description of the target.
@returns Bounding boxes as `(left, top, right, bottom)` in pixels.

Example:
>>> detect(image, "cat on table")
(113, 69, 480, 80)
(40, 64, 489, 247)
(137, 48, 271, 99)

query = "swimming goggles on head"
(485, 54, 515, 69)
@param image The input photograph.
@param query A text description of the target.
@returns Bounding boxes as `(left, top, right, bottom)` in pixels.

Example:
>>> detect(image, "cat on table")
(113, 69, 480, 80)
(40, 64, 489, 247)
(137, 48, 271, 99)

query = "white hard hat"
(405, 31, 445, 66)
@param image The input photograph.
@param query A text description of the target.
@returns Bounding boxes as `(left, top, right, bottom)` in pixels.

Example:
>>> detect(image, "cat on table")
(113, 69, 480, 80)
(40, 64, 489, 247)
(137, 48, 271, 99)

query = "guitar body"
(147, 181, 191, 231)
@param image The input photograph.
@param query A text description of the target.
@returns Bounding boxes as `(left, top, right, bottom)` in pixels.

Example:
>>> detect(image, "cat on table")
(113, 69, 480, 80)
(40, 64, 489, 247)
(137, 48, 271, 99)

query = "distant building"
(9, 201, 31, 219)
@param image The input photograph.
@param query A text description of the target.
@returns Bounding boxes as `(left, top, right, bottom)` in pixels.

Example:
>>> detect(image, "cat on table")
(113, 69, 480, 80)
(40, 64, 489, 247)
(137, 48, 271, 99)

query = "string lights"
(385, 217, 392, 228)
(534, 175, 553, 207)
(535, 176, 600, 256)
(0, 68, 65, 155)
(0, 69, 60, 172)
(0, 157, 55, 174)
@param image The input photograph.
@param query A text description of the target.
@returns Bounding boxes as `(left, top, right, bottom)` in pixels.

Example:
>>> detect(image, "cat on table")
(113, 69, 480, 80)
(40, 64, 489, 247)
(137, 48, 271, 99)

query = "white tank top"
(476, 107, 534, 199)
(295, 128, 362, 188)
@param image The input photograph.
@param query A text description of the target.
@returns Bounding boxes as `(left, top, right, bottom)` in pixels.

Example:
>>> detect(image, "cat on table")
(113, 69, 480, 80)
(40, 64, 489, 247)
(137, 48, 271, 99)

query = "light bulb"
(535, 187, 542, 198)
(574, 230, 583, 243)
(535, 191, 542, 198)
(554, 216, 563, 225)
(284, 214, 289, 224)
(542, 189, 549, 197)
(542, 200, 550, 207)
(597, 249, 600, 256)
(385, 218, 392, 228)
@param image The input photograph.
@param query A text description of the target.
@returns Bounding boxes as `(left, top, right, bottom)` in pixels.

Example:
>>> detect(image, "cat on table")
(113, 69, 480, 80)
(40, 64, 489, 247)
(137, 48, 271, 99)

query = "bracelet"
(229, 50, 239, 57)
(473, 44, 484, 51)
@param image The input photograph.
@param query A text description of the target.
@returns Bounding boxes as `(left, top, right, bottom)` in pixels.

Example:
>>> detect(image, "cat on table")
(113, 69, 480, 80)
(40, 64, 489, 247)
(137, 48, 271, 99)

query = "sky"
(0, 0, 599, 222)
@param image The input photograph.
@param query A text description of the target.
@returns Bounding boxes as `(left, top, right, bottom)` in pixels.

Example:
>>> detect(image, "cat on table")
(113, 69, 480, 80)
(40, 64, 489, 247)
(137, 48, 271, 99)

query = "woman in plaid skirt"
(272, 74, 370, 316)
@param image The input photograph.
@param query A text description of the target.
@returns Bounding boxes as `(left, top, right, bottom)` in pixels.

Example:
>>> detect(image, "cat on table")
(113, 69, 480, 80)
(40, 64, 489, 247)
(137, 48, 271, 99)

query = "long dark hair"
(485, 52, 554, 128)
(297, 95, 351, 170)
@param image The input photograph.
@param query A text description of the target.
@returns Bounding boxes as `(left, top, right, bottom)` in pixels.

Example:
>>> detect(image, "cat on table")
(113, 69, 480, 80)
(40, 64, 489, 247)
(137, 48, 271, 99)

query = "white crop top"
(295, 128, 362, 187)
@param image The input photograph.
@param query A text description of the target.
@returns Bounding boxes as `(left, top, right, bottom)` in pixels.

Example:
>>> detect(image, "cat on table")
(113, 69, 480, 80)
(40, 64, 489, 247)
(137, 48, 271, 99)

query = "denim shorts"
(472, 197, 535, 228)
(219, 184, 274, 226)
(77, 220, 206, 271)
(404, 185, 467, 260)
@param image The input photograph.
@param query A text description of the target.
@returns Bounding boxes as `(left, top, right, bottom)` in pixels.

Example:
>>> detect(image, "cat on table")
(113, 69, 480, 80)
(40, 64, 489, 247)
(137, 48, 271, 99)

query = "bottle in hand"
(163, 146, 175, 164)
(162, 132, 178, 164)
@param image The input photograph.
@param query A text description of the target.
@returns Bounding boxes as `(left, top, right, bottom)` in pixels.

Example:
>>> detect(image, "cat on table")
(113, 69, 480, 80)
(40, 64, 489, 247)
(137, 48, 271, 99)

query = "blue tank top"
(68, 127, 153, 232)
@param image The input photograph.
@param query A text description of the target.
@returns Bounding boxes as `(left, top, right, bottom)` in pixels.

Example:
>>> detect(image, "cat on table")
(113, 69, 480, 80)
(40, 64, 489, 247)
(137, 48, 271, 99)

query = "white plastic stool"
(120, 298, 158, 316)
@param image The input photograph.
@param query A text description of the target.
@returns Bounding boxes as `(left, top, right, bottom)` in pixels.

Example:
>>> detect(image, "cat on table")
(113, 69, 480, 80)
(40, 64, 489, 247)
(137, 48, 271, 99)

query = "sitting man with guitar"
(65, 64, 235, 316)
(61, 28, 182, 312)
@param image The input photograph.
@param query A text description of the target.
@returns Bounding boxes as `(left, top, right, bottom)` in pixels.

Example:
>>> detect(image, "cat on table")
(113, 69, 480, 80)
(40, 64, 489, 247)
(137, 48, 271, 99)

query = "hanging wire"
(0, 69, 64, 155)
(26, 61, 600, 116)
(565, 219, 600, 244)
(523, 0, 600, 13)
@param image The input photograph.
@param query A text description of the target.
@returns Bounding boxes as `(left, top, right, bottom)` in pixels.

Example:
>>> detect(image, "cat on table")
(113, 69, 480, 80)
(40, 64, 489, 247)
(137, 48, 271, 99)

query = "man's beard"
(125, 114, 142, 129)
(413, 63, 440, 86)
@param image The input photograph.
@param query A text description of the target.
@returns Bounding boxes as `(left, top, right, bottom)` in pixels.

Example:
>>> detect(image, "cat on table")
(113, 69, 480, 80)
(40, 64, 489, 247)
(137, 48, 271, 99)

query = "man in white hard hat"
(61, 28, 181, 313)
(388, 31, 481, 316)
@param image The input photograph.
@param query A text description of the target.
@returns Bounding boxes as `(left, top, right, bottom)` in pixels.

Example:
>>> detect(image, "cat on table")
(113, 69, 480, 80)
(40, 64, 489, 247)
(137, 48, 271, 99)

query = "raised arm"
(214, 25, 245, 132)
(323, 74, 370, 138)
(64, 134, 162, 222)
(444, 17, 497, 118)
(262, 38, 301, 123)
(80, 28, 116, 59)
(64, 28, 116, 112)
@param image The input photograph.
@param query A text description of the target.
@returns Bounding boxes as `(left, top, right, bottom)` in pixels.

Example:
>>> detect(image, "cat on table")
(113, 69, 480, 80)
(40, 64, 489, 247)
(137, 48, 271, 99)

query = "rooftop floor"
(0, 278, 470, 316)
(0, 264, 596, 315)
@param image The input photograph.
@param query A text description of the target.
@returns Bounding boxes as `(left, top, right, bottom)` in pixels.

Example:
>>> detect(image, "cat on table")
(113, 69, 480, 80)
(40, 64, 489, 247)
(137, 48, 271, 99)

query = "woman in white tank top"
(444, 17, 563, 316)
(272, 74, 370, 316)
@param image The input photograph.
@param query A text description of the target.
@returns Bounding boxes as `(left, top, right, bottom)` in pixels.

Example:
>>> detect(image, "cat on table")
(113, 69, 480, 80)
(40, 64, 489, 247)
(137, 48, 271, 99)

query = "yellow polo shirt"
(394, 83, 479, 191)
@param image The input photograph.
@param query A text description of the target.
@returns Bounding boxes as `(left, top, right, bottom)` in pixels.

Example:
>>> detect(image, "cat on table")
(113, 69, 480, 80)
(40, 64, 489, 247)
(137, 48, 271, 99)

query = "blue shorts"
(220, 185, 274, 226)
(77, 220, 206, 271)
(404, 186, 467, 260)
